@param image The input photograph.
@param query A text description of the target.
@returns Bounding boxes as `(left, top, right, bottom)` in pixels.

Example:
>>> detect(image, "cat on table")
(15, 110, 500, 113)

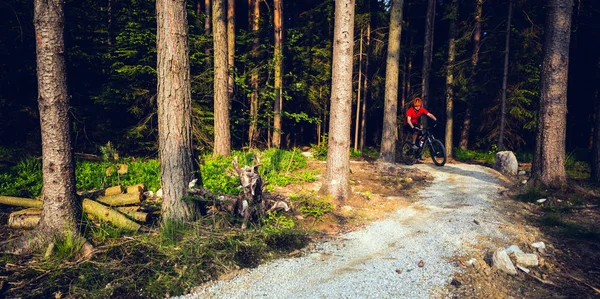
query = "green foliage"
(453, 148, 495, 165)
(201, 149, 311, 195)
(263, 211, 296, 234)
(310, 137, 329, 161)
(350, 149, 362, 159)
(289, 191, 333, 221)
(0, 157, 43, 197)
(75, 159, 161, 191)
(53, 230, 86, 261)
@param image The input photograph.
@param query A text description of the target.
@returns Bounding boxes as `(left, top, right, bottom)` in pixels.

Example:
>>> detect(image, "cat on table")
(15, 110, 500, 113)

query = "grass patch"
(1, 215, 310, 298)
(202, 149, 312, 195)
(453, 148, 496, 165)
(289, 191, 334, 222)
(515, 187, 549, 203)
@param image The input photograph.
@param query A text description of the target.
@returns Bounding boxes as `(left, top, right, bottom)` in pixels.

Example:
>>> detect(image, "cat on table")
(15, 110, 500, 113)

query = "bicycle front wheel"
(429, 139, 447, 166)
(400, 142, 417, 165)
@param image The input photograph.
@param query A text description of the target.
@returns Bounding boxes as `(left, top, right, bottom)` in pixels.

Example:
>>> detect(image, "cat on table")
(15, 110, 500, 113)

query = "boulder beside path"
(493, 151, 518, 176)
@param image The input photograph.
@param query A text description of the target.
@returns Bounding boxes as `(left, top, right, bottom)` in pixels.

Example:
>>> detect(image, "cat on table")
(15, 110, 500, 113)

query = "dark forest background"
(1, 0, 599, 158)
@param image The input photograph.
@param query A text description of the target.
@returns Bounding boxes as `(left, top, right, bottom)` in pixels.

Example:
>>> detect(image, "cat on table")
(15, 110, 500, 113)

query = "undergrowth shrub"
(289, 191, 333, 221)
(201, 149, 311, 195)
(0, 156, 43, 197)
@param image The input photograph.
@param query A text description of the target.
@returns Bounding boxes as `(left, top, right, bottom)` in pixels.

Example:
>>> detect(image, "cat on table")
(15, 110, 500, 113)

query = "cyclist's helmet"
(413, 97, 422, 108)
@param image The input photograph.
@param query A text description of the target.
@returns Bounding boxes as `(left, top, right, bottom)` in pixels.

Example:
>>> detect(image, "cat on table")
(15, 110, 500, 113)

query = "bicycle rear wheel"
(429, 139, 447, 166)
(400, 142, 417, 165)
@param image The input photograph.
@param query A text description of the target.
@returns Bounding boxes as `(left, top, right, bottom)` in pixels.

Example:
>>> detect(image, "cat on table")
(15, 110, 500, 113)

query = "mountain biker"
(404, 97, 438, 150)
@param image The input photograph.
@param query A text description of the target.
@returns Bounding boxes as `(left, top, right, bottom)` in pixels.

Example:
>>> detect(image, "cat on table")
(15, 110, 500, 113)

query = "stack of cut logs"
(0, 183, 155, 231)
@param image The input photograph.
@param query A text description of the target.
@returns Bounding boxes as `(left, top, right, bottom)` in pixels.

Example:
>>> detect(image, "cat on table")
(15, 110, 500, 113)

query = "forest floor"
(184, 159, 600, 299)
(0, 157, 599, 298)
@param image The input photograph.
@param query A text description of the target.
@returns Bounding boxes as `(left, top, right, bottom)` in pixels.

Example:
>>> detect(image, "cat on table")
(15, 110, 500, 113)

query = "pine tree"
(531, 0, 573, 187)
(319, 0, 355, 200)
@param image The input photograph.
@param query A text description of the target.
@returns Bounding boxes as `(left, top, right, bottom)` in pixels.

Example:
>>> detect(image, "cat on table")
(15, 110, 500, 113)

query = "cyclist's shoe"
(411, 144, 418, 150)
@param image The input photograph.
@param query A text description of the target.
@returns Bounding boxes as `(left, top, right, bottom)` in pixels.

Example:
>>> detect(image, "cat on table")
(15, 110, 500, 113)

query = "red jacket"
(404, 107, 429, 125)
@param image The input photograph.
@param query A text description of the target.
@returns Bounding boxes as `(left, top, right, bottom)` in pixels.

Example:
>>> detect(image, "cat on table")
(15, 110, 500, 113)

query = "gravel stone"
(180, 163, 509, 299)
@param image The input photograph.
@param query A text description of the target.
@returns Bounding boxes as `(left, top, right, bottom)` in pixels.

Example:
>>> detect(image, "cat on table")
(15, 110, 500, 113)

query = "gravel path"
(182, 163, 509, 299)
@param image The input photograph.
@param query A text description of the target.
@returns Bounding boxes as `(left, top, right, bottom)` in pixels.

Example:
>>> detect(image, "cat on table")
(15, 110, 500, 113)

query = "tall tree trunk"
(421, 0, 435, 109)
(406, 35, 413, 101)
(205, 0, 212, 68)
(33, 0, 80, 249)
(360, 22, 371, 152)
(380, 0, 405, 162)
(592, 89, 600, 182)
(531, 0, 572, 187)
(459, 0, 482, 150)
(157, 0, 201, 222)
(354, 28, 363, 151)
(249, 0, 260, 148)
(445, 0, 457, 158)
(213, 0, 231, 156)
(498, 0, 512, 151)
(107, 0, 113, 46)
(227, 0, 235, 104)
(273, 0, 283, 148)
(319, 0, 355, 201)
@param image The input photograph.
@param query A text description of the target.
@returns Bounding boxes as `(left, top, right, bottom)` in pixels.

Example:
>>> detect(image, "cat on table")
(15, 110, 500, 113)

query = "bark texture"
(249, 0, 260, 147)
(445, 0, 457, 158)
(421, 0, 435, 108)
(459, 0, 482, 150)
(498, 0, 512, 151)
(227, 0, 235, 103)
(34, 0, 81, 246)
(157, 0, 200, 222)
(531, 0, 572, 187)
(273, 0, 283, 148)
(354, 28, 363, 151)
(380, 0, 405, 162)
(319, 0, 355, 201)
(360, 23, 370, 152)
(213, 0, 231, 156)
(205, 0, 212, 67)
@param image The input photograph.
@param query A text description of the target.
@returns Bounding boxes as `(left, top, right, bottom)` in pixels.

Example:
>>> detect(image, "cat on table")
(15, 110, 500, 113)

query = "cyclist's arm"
(427, 113, 437, 122)
(407, 116, 414, 128)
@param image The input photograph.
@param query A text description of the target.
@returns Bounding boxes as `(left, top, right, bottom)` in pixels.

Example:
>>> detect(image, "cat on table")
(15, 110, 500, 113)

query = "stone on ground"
(493, 248, 517, 275)
(505, 245, 524, 255)
(515, 252, 539, 267)
(493, 151, 518, 176)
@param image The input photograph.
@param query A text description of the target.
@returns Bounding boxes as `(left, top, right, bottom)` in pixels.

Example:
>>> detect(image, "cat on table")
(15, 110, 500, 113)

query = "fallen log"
(104, 185, 125, 196)
(116, 207, 150, 223)
(96, 193, 141, 207)
(8, 208, 42, 229)
(82, 199, 141, 231)
(1, 196, 141, 231)
(125, 184, 146, 194)
(0, 196, 43, 209)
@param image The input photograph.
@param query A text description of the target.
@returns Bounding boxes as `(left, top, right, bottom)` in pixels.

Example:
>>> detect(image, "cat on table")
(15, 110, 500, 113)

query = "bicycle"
(399, 123, 447, 166)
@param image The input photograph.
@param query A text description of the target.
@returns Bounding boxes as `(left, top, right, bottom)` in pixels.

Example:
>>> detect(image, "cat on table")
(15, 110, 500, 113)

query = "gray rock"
(493, 248, 517, 275)
(493, 151, 519, 176)
(531, 242, 546, 253)
(505, 245, 524, 255)
(515, 252, 539, 267)
(518, 170, 527, 175)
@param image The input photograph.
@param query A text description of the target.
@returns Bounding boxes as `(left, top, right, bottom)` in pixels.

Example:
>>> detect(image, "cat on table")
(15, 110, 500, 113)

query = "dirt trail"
(184, 162, 511, 299)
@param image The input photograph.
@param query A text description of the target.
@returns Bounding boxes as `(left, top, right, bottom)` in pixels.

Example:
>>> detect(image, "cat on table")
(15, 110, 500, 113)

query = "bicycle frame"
(414, 129, 436, 156)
